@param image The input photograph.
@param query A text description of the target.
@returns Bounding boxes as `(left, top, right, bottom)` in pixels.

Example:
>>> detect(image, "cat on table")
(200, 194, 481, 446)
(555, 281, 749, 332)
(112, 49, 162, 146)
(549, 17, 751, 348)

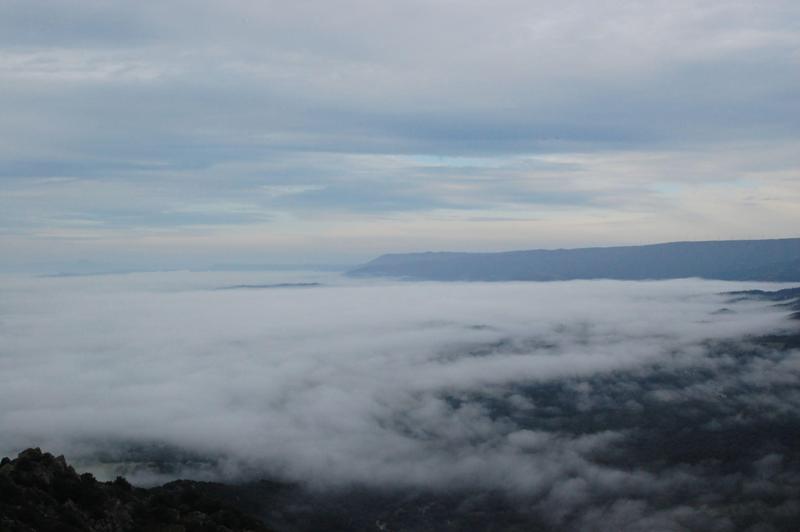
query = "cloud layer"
(2, 273, 799, 529)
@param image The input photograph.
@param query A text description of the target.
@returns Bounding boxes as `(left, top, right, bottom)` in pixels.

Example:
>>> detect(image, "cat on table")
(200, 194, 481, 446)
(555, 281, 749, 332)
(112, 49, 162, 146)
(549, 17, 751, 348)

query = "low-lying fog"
(1, 272, 799, 528)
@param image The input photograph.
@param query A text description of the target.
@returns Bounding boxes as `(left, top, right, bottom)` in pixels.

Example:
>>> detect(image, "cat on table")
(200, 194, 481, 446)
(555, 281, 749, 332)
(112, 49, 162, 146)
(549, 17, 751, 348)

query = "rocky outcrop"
(0, 448, 272, 532)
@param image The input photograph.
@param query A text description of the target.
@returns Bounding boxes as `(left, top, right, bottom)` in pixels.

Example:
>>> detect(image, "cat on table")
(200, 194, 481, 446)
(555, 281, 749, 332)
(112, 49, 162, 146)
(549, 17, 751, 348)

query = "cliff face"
(0, 448, 272, 532)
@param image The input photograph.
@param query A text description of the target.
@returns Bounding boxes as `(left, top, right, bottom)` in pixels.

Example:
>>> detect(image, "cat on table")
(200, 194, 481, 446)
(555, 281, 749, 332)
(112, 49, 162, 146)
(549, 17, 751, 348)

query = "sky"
(1, 273, 798, 529)
(1, 0, 799, 271)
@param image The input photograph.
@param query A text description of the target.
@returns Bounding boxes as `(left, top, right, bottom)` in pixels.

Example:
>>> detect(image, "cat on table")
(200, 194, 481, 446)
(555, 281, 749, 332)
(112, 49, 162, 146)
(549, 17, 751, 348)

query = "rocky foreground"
(0, 448, 272, 532)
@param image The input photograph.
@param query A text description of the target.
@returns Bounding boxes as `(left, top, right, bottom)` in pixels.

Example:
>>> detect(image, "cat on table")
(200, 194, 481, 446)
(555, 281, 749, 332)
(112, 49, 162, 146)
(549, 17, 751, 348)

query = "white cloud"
(0, 273, 794, 490)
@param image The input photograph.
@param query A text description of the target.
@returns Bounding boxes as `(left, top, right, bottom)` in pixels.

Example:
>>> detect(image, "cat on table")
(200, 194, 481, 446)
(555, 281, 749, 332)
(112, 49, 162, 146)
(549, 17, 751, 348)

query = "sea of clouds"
(1, 272, 799, 529)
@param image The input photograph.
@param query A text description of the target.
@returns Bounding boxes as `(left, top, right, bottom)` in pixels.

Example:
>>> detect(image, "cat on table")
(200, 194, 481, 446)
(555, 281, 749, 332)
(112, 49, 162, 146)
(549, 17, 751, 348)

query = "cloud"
(0, 1, 799, 268)
(1, 273, 799, 527)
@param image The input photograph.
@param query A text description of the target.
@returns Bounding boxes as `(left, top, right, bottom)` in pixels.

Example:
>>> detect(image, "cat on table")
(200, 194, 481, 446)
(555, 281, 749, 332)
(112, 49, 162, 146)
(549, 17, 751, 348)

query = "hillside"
(0, 448, 272, 532)
(348, 238, 800, 281)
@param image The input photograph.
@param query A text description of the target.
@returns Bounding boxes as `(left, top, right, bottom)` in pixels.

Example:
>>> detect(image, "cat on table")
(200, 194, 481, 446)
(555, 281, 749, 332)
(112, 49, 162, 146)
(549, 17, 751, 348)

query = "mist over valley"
(2, 272, 800, 530)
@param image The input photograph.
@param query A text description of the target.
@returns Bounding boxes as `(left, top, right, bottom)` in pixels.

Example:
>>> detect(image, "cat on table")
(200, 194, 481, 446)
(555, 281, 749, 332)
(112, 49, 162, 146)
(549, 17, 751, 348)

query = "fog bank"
(1, 273, 799, 528)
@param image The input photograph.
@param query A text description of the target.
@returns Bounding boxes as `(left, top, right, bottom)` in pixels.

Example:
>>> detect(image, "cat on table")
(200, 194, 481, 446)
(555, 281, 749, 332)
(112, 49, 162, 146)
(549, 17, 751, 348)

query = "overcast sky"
(1, 0, 799, 271)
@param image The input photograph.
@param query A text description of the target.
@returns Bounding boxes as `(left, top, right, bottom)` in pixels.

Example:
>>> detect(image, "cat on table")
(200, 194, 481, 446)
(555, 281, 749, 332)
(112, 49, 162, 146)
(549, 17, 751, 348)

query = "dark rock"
(0, 448, 272, 532)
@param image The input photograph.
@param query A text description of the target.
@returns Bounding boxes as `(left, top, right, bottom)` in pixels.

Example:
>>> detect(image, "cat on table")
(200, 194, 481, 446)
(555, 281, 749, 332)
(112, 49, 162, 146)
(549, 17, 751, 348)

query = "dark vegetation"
(0, 448, 272, 532)
(727, 286, 800, 319)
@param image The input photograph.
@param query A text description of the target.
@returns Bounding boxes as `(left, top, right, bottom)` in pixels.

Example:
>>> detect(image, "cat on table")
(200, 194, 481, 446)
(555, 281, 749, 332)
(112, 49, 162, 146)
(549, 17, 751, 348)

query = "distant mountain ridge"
(348, 238, 800, 281)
